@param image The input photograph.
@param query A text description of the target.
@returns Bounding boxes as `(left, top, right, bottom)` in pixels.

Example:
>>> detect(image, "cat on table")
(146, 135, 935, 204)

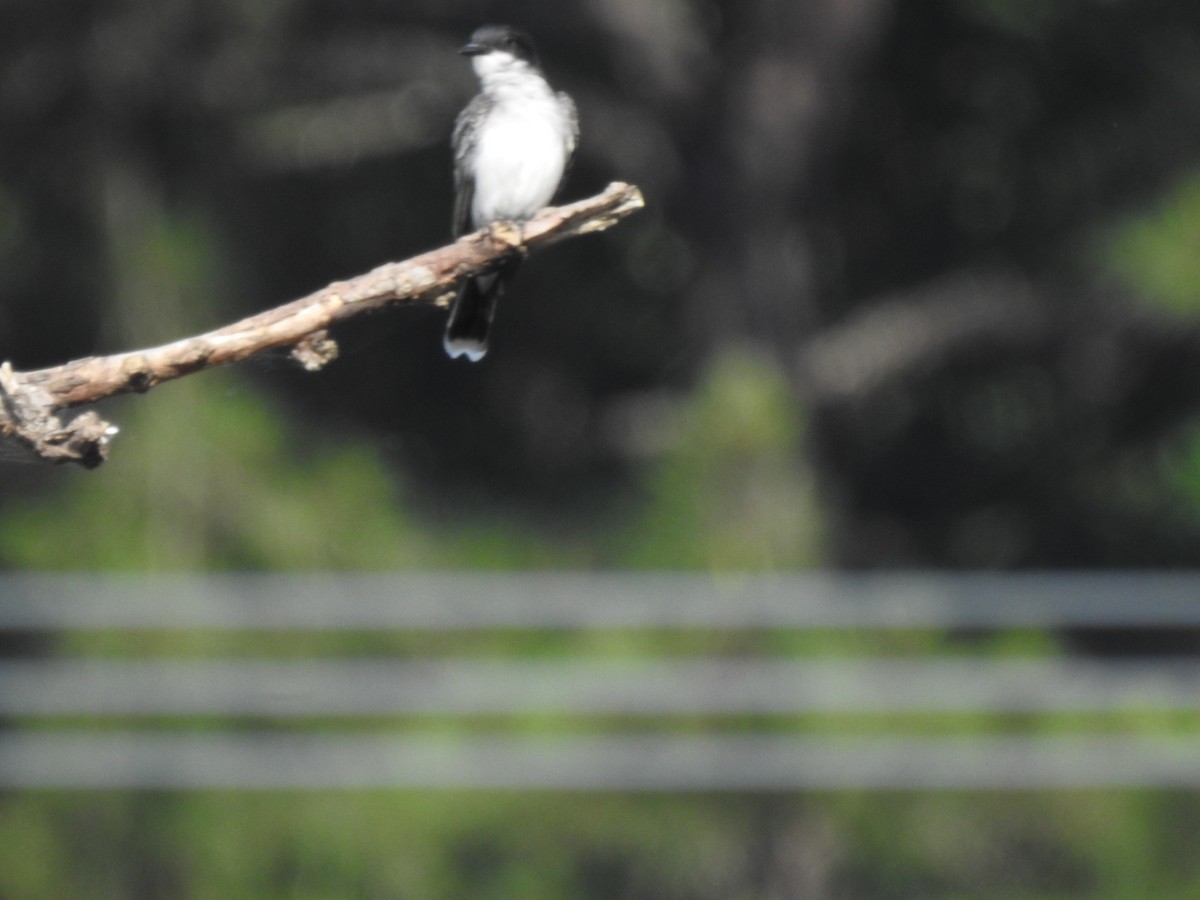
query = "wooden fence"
(1, 573, 1198, 789)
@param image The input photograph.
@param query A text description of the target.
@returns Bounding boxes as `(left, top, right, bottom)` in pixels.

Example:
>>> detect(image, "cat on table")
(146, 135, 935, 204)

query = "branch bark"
(0, 182, 644, 468)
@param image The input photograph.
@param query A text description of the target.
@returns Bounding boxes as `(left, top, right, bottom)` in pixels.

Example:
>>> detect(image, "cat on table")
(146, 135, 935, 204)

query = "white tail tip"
(444, 336, 487, 362)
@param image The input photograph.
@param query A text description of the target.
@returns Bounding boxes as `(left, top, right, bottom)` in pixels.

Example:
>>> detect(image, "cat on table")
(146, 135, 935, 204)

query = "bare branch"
(1, 182, 644, 468)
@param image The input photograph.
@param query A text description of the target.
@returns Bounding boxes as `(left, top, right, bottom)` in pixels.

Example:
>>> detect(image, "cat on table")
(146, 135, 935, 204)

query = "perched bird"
(444, 24, 579, 361)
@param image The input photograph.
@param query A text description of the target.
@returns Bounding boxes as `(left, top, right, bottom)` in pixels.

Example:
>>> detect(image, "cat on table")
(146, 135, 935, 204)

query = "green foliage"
(617, 348, 822, 570)
(1, 347, 823, 574)
(1152, 419, 1200, 540)
(2, 789, 1200, 898)
(1106, 170, 1200, 315)
(0, 793, 744, 900)
(0, 374, 434, 570)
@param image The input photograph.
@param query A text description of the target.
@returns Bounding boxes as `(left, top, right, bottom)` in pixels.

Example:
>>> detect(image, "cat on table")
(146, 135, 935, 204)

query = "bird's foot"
(486, 219, 526, 252)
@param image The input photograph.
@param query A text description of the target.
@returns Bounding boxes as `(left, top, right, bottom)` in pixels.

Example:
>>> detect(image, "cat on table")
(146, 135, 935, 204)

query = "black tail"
(444, 262, 518, 361)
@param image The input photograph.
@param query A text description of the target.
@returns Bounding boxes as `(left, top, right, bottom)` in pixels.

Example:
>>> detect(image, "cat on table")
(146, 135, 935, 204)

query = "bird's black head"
(460, 24, 539, 66)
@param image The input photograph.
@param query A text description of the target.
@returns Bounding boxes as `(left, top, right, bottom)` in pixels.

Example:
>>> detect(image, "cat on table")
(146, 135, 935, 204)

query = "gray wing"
(558, 91, 580, 177)
(452, 94, 491, 238)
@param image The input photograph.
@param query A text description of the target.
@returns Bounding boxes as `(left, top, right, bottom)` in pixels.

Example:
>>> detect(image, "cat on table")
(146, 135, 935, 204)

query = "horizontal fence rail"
(3, 733, 1200, 791)
(3, 658, 1200, 717)
(1, 572, 1200, 630)
(1, 573, 1199, 789)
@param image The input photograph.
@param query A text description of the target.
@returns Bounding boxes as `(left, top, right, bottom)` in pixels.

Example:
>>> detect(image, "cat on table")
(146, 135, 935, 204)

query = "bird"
(444, 24, 579, 362)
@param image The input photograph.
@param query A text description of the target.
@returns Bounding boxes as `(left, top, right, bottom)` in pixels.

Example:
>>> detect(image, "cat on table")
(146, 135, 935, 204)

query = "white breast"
(471, 82, 571, 228)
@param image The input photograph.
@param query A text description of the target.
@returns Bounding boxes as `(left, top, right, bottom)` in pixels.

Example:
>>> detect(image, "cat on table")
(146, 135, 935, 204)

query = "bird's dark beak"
(459, 42, 486, 56)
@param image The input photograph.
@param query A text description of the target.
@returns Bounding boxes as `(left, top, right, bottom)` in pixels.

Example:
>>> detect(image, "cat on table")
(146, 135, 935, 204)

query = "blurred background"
(2, 0, 1200, 896)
